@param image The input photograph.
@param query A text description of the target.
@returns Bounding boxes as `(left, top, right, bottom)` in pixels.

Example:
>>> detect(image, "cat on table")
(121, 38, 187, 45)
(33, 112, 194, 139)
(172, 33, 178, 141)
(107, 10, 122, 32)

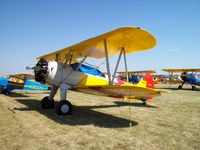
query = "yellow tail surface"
(136, 79, 147, 87)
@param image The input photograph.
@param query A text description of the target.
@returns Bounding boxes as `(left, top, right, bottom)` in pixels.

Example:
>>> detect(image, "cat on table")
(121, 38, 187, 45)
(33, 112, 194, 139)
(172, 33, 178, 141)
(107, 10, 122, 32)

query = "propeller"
(180, 72, 188, 81)
(26, 58, 48, 83)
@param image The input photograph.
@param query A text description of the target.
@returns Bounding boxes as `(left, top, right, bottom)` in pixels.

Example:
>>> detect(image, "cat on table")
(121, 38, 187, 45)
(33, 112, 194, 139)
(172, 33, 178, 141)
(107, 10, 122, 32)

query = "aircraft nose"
(34, 58, 49, 84)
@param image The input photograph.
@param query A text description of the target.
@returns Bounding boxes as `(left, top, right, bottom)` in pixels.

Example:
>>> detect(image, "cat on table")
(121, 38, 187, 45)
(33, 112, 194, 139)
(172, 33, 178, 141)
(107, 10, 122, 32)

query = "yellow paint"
(136, 79, 147, 87)
(162, 68, 200, 73)
(117, 70, 156, 74)
(73, 84, 161, 98)
(36, 26, 156, 63)
(77, 74, 108, 86)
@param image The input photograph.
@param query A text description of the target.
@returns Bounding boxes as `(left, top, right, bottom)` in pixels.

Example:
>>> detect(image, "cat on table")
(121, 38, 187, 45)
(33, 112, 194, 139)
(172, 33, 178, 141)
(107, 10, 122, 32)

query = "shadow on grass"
(158, 87, 200, 91)
(8, 92, 29, 97)
(114, 101, 158, 108)
(13, 99, 138, 128)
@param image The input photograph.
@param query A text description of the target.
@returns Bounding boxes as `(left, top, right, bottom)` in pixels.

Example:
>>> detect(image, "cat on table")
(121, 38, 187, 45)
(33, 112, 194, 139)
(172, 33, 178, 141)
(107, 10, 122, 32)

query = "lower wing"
(72, 85, 162, 99)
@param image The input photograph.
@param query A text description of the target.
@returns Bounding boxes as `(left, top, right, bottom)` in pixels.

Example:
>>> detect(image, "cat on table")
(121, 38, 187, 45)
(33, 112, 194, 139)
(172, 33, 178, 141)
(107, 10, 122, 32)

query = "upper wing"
(10, 73, 34, 80)
(117, 70, 156, 74)
(162, 68, 200, 73)
(36, 26, 156, 63)
(72, 85, 162, 99)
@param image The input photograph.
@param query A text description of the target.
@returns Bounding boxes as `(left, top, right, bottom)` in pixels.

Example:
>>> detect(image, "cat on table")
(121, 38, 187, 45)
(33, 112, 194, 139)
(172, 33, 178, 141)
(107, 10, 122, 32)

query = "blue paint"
(187, 73, 200, 85)
(0, 76, 50, 93)
(129, 74, 142, 83)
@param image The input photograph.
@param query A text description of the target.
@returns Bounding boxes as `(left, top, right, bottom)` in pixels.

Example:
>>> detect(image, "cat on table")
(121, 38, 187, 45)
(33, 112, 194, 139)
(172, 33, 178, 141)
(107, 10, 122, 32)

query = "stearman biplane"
(0, 73, 50, 94)
(28, 26, 164, 115)
(162, 68, 200, 90)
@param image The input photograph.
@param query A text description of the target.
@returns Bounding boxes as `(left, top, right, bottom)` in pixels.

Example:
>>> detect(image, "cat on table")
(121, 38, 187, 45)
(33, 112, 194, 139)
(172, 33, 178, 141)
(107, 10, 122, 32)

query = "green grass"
(0, 84, 200, 150)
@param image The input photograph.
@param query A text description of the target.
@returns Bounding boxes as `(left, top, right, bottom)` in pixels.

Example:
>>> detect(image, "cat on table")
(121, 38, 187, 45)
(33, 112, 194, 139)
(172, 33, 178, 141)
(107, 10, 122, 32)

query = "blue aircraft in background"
(117, 70, 156, 84)
(0, 73, 50, 94)
(162, 68, 200, 90)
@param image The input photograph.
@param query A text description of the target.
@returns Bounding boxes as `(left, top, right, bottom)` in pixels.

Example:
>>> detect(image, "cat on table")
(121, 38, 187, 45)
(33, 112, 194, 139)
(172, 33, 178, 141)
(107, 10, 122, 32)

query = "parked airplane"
(27, 26, 164, 115)
(162, 68, 200, 90)
(117, 70, 156, 83)
(0, 73, 50, 94)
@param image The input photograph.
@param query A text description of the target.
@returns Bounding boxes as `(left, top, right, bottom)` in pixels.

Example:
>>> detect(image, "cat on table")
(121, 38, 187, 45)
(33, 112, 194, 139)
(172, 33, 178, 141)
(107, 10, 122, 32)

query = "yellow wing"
(36, 26, 156, 63)
(162, 68, 200, 73)
(72, 85, 161, 99)
(10, 73, 34, 80)
(117, 70, 156, 74)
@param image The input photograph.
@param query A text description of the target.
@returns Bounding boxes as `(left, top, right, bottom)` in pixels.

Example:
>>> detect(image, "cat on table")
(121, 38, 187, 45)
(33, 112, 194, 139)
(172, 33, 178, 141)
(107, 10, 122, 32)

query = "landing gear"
(141, 97, 147, 105)
(0, 87, 10, 95)
(0, 87, 3, 94)
(41, 96, 55, 109)
(56, 100, 72, 115)
(178, 85, 182, 89)
(192, 85, 196, 90)
(142, 101, 147, 105)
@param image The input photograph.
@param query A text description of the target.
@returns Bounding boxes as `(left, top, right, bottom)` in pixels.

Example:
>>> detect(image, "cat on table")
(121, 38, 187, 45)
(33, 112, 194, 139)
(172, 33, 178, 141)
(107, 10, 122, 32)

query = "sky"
(0, 0, 200, 75)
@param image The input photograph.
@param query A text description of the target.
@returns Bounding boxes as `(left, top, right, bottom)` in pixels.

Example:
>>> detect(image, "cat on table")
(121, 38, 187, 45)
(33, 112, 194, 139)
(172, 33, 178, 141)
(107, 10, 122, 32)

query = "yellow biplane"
(28, 26, 164, 115)
(162, 68, 200, 90)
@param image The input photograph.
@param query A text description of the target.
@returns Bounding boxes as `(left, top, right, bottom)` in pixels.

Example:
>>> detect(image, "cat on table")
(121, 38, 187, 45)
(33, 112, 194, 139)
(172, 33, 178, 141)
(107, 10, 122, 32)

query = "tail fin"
(137, 73, 154, 88)
(137, 73, 154, 101)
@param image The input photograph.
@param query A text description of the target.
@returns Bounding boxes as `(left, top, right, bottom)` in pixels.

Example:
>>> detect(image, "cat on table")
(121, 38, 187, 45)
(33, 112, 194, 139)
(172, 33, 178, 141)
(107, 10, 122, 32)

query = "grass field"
(0, 84, 200, 150)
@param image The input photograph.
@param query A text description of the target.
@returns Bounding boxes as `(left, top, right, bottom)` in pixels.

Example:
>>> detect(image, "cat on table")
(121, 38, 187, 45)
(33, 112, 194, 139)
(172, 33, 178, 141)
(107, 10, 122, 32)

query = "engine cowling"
(34, 58, 48, 84)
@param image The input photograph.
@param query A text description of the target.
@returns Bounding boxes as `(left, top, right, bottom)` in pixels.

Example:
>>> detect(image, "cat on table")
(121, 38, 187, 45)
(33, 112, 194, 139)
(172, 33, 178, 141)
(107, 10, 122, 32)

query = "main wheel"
(41, 96, 55, 109)
(192, 86, 196, 90)
(142, 101, 147, 105)
(178, 85, 182, 89)
(0, 87, 3, 94)
(56, 100, 72, 115)
(2, 88, 10, 95)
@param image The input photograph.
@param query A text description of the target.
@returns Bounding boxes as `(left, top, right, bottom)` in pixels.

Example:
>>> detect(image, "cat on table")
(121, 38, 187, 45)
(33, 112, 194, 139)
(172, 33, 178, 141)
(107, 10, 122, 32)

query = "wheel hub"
(61, 104, 69, 113)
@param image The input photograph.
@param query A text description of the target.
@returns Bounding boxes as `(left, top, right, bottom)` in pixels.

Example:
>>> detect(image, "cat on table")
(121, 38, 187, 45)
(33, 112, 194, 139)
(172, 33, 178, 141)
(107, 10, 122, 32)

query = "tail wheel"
(41, 96, 55, 109)
(178, 85, 182, 89)
(192, 86, 196, 90)
(56, 100, 72, 115)
(141, 97, 147, 105)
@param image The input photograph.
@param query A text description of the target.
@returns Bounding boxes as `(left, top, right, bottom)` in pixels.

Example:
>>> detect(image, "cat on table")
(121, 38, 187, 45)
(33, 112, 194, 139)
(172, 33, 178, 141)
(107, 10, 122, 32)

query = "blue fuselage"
(0, 77, 50, 93)
(186, 74, 200, 86)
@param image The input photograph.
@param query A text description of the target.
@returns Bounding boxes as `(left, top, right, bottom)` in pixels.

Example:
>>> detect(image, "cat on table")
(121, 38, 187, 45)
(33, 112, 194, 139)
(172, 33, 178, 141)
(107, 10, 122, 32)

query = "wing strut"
(111, 47, 124, 84)
(104, 39, 112, 85)
(104, 38, 130, 85)
(123, 48, 129, 83)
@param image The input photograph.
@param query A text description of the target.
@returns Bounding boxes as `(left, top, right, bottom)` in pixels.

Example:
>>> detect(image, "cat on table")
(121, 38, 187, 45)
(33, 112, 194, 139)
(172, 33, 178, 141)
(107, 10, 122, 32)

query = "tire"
(0, 87, 3, 94)
(192, 86, 196, 90)
(142, 101, 147, 105)
(41, 96, 55, 109)
(56, 100, 72, 115)
(141, 97, 147, 105)
(178, 85, 182, 89)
